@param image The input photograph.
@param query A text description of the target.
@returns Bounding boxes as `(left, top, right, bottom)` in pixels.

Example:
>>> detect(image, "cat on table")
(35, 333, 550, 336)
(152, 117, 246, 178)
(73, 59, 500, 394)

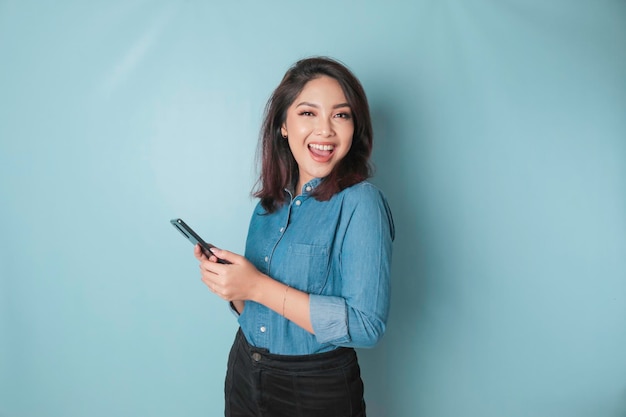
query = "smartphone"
(170, 218, 230, 264)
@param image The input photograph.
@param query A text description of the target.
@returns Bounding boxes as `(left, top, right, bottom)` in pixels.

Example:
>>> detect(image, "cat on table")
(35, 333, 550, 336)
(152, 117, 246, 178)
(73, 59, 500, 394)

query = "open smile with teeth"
(309, 143, 335, 152)
(308, 143, 335, 161)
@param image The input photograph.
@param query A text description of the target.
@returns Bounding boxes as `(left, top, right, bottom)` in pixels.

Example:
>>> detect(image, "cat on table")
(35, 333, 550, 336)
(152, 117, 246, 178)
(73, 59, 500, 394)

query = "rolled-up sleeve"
(310, 295, 350, 344)
(310, 185, 395, 348)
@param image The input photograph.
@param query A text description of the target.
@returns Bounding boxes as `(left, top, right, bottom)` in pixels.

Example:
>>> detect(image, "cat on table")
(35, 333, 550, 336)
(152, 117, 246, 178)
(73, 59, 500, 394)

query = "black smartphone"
(170, 218, 230, 264)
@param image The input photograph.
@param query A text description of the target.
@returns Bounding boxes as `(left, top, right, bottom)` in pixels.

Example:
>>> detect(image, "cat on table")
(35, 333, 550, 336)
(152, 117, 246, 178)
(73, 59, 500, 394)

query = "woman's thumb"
(209, 247, 232, 264)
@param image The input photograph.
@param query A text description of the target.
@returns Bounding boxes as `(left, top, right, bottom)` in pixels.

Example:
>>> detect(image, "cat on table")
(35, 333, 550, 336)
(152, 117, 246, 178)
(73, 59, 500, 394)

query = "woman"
(194, 56, 394, 417)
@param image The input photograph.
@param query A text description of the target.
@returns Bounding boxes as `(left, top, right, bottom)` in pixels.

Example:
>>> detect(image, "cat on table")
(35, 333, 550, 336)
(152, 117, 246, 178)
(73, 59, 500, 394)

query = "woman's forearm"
(252, 274, 314, 334)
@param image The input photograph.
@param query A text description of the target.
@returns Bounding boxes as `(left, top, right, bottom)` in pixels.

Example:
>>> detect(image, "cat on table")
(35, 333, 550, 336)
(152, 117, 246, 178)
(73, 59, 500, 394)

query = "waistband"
(233, 328, 357, 372)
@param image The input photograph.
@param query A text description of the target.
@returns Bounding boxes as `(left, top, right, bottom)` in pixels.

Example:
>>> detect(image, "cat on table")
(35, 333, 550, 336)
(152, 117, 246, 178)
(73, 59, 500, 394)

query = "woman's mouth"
(308, 143, 335, 162)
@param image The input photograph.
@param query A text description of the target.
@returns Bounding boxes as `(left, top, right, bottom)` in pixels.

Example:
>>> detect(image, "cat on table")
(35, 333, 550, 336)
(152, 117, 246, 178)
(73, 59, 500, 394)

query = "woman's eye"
(335, 112, 352, 119)
(299, 111, 314, 116)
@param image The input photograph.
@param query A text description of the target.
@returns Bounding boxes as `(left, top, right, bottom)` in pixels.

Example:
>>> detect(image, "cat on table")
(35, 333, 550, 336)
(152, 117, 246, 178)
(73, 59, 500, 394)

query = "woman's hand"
(193, 245, 314, 334)
(193, 244, 265, 302)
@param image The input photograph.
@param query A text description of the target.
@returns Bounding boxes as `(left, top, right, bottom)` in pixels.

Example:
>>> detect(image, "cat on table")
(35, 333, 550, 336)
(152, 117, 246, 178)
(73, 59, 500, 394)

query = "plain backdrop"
(1, 1, 625, 416)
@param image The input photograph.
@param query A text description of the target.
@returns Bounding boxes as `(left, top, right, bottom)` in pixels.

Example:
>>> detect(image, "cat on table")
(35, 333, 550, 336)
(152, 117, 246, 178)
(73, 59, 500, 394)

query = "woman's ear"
(281, 126, 288, 139)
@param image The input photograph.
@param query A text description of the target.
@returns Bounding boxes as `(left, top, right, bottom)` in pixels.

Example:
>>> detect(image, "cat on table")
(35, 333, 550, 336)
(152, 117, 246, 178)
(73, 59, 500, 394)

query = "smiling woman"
(192, 57, 394, 417)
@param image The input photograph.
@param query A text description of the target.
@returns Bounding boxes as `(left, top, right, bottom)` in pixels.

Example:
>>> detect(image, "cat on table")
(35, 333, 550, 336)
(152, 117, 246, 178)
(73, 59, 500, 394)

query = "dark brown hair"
(253, 56, 374, 212)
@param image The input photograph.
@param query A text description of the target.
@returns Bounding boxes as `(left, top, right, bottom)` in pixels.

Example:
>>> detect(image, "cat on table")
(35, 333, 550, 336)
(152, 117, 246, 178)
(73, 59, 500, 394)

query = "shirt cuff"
(309, 295, 351, 344)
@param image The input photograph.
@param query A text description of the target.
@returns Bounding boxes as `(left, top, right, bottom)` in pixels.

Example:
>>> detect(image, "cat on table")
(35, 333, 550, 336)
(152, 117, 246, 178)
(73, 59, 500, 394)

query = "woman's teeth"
(309, 144, 334, 151)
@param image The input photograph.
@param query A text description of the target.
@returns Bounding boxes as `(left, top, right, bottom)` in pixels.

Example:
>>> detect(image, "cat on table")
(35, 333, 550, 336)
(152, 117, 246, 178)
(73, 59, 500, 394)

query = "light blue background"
(1, 1, 625, 416)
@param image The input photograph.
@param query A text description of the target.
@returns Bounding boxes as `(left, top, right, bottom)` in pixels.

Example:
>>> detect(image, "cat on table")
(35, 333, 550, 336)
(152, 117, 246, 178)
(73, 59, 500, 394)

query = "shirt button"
(279, 227, 284, 233)
(264, 256, 269, 263)
(260, 326, 266, 333)
(252, 352, 262, 362)
(295, 200, 302, 206)
(305, 185, 312, 192)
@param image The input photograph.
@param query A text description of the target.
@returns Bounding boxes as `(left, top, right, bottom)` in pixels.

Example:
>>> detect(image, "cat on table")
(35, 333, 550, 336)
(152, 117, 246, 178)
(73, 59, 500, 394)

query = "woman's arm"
(310, 187, 395, 348)
(194, 244, 314, 334)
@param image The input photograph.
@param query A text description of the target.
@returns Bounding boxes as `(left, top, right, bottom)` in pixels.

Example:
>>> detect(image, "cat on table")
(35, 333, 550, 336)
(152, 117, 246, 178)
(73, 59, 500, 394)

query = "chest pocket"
(286, 243, 330, 294)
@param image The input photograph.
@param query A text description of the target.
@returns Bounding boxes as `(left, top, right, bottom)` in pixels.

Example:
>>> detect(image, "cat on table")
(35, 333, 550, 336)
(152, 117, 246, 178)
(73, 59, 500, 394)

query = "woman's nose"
(315, 118, 334, 137)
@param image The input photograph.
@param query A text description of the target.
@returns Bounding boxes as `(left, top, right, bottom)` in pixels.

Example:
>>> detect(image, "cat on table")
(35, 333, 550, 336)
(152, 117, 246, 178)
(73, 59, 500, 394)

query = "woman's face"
(281, 76, 354, 193)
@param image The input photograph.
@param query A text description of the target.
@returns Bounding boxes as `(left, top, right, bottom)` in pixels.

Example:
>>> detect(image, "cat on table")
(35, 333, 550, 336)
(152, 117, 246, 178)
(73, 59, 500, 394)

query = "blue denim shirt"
(237, 178, 394, 355)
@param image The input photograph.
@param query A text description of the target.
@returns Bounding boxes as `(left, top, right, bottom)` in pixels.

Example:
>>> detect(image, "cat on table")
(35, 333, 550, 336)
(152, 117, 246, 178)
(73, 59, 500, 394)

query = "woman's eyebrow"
(295, 101, 351, 109)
